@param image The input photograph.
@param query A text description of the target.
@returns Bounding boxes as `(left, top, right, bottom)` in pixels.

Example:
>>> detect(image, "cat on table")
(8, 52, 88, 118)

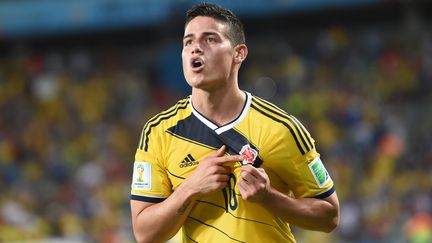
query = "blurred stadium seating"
(0, 0, 431, 242)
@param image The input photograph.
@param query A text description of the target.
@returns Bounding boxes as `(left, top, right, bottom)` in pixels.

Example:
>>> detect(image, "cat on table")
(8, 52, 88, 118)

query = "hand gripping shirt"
(131, 92, 335, 243)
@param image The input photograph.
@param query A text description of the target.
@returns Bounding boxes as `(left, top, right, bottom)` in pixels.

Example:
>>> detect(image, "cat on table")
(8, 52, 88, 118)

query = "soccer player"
(130, 3, 339, 242)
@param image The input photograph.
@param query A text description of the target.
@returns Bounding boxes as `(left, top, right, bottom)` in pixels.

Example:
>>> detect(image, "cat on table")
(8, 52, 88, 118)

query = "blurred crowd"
(1, 11, 431, 243)
(243, 19, 432, 242)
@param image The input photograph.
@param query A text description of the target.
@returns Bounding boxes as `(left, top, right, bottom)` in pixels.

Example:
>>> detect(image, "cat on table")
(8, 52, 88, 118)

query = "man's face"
(182, 16, 236, 90)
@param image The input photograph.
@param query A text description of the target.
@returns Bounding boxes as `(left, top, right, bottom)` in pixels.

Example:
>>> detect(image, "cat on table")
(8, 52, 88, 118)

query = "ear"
(234, 44, 248, 64)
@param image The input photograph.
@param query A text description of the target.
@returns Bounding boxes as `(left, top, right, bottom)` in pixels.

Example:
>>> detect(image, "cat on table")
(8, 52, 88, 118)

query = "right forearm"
(132, 146, 241, 242)
(132, 184, 199, 242)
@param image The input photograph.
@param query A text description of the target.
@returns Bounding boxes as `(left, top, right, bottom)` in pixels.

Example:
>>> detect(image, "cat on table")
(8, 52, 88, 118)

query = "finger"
(207, 145, 227, 158)
(211, 165, 232, 175)
(241, 165, 263, 178)
(238, 180, 247, 192)
(238, 180, 252, 197)
(216, 145, 226, 156)
(214, 174, 230, 183)
(215, 155, 243, 165)
(241, 172, 255, 183)
(220, 165, 233, 173)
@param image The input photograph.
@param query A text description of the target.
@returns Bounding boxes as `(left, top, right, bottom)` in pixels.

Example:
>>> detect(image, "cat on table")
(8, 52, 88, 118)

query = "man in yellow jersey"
(130, 3, 339, 242)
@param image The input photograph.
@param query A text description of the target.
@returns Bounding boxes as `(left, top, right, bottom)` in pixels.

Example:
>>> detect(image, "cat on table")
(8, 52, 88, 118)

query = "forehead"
(184, 16, 229, 37)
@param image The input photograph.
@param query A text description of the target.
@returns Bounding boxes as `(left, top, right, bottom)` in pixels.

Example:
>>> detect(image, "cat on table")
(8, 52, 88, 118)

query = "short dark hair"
(185, 3, 245, 46)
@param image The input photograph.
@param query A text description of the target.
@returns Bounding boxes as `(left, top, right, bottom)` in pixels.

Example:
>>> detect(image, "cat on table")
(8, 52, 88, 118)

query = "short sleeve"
(130, 135, 172, 203)
(270, 121, 335, 199)
(285, 150, 334, 199)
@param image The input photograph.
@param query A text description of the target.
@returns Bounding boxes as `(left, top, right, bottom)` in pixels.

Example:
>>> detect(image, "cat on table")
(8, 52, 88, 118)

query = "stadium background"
(0, 0, 431, 242)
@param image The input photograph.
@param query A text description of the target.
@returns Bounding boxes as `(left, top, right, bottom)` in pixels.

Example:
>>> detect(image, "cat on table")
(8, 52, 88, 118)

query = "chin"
(189, 81, 208, 90)
(186, 76, 207, 88)
(186, 73, 222, 91)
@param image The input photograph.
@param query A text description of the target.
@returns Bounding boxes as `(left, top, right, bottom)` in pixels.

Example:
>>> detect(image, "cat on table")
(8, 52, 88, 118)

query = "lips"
(190, 57, 204, 72)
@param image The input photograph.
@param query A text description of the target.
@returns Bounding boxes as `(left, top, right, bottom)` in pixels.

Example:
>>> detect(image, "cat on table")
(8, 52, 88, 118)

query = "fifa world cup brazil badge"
(240, 144, 258, 165)
(132, 162, 151, 190)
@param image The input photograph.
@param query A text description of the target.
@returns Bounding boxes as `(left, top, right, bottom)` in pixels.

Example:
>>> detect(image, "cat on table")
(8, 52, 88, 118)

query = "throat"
(191, 91, 247, 127)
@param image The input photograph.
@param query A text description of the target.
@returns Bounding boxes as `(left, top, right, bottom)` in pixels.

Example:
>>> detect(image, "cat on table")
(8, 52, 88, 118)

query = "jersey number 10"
(222, 173, 238, 212)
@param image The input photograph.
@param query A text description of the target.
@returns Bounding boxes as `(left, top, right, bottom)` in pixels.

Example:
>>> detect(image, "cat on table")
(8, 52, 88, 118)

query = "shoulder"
(250, 95, 287, 117)
(138, 97, 191, 151)
(250, 94, 315, 156)
(145, 97, 191, 128)
(249, 95, 298, 130)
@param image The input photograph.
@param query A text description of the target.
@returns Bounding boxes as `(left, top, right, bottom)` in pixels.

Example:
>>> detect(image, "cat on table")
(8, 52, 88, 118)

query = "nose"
(192, 43, 203, 54)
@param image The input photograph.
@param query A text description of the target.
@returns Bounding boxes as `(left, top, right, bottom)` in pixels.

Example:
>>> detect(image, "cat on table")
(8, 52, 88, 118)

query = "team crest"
(240, 144, 258, 165)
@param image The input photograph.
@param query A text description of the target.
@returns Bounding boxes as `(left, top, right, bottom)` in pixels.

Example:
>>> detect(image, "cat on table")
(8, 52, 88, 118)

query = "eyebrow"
(183, 31, 219, 40)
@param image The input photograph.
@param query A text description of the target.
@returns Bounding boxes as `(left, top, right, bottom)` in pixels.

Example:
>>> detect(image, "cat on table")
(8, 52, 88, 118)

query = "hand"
(183, 145, 242, 198)
(238, 165, 271, 203)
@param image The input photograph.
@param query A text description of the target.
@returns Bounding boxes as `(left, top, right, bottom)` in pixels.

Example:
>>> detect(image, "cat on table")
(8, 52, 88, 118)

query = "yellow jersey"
(131, 92, 335, 243)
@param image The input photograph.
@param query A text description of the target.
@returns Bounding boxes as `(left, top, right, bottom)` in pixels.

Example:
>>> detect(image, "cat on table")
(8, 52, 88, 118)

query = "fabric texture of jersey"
(131, 92, 335, 243)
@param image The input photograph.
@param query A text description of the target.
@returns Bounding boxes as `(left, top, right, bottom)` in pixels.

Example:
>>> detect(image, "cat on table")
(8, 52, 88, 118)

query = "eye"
(184, 39, 192, 46)
(207, 37, 215, 43)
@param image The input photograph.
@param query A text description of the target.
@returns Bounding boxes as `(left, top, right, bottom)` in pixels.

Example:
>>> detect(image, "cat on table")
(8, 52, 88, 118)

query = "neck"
(191, 86, 246, 126)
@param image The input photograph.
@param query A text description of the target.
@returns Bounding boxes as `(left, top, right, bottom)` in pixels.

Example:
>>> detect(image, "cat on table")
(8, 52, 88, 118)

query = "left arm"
(238, 166, 339, 232)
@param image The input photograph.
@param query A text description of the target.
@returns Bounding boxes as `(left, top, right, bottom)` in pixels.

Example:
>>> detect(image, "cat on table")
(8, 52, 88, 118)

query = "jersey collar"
(190, 92, 252, 135)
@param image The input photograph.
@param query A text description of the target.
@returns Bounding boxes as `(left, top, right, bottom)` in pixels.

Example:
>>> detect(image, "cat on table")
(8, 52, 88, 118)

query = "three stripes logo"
(179, 154, 199, 168)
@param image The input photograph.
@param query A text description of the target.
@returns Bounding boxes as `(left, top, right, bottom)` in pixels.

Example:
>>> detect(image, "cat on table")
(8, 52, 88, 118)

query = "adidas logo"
(179, 154, 199, 168)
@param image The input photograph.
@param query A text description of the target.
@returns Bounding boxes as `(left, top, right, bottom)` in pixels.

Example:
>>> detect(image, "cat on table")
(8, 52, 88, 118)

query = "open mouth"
(191, 58, 204, 69)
